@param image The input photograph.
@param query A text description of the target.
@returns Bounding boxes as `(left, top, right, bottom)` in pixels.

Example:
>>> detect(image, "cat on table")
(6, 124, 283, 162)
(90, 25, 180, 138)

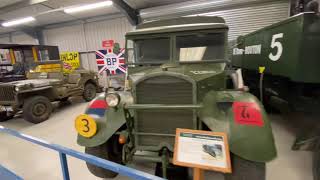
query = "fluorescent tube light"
(64, 1, 113, 14)
(2, 17, 35, 27)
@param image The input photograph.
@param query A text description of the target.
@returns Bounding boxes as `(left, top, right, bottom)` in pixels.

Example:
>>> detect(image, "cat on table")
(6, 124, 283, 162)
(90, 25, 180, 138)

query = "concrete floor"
(0, 97, 313, 180)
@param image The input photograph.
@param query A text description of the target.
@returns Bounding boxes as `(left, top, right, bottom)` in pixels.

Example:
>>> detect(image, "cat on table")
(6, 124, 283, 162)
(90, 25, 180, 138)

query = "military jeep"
(76, 16, 276, 180)
(0, 60, 99, 124)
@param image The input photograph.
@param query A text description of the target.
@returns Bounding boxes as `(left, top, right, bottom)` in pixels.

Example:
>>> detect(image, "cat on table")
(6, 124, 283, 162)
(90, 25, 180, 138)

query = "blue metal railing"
(0, 164, 23, 180)
(0, 126, 166, 180)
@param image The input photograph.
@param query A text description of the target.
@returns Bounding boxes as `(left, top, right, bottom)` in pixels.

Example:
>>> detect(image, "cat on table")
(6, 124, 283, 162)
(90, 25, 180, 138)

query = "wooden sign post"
(173, 128, 232, 180)
(193, 168, 204, 180)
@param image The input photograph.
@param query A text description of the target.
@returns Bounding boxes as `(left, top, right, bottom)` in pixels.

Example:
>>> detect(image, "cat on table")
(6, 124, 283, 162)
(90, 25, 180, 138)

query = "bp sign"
(96, 48, 126, 75)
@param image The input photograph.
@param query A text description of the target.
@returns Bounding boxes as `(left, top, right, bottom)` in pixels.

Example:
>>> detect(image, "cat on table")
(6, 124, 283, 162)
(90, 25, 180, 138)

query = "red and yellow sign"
(60, 52, 80, 73)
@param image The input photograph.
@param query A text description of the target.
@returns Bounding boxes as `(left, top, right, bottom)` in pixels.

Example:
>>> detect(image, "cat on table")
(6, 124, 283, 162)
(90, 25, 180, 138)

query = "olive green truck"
(75, 16, 277, 180)
(232, 12, 320, 180)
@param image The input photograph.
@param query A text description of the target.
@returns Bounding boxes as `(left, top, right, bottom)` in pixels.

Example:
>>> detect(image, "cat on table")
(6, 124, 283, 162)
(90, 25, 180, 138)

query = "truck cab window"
(176, 33, 225, 62)
(128, 37, 170, 63)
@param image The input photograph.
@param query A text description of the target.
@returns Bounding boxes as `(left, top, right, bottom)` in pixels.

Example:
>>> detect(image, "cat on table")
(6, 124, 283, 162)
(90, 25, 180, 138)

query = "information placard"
(173, 128, 232, 173)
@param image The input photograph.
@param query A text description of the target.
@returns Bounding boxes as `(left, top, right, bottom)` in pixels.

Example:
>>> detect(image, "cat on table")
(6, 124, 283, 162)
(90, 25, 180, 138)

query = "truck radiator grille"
(0, 85, 15, 102)
(135, 75, 194, 147)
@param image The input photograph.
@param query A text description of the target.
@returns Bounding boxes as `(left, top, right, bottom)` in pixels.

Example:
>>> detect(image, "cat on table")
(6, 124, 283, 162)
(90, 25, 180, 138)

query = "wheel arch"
(17, 88, 55, 107)
(77, 92, 131, 147)
(199, 90, 277, 163)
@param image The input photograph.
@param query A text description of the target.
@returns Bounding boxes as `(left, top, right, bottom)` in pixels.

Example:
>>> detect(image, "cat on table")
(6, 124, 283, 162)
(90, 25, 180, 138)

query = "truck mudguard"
(77, 92, 131, 147)
(200, 90, 277, 162)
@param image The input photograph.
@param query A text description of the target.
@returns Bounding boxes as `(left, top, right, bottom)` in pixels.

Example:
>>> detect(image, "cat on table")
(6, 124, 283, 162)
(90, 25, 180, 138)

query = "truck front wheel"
(224, 154, 265, 180)
(23, 96, 53, 124)
(85, 135, 123, 178)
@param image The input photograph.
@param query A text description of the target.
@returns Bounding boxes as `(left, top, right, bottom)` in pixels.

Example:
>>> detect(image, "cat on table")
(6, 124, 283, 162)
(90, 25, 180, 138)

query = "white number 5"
(269, 33, 284, 61)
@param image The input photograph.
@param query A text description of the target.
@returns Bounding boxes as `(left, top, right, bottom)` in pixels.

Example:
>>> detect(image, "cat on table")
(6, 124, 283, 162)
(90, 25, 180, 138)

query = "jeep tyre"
(85, 135, 123, 178)
(224, 154, 265, 180)
(0, 111, 14, 122)
(83, 83, 97, 102)
(23, 96, 53, 124)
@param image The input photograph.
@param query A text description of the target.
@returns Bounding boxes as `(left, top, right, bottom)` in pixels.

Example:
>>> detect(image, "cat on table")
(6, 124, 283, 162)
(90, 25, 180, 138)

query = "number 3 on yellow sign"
(75, 114, 97, 138)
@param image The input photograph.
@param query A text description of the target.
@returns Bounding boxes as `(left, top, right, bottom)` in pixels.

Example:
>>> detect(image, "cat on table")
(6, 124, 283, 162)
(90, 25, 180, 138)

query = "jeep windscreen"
(127, 37, 170, 65)
(176, 33, 226, 63)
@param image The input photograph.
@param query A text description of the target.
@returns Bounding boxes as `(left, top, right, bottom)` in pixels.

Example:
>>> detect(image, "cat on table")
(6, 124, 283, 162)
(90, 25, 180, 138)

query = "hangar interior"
(0, 0, 319, 180)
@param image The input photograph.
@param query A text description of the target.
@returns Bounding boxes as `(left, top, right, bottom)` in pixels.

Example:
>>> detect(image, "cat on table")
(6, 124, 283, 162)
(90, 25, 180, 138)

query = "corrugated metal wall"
(0, 33, 38, 44)
(11, 33, 38, 44)
(195, 1, 289, 40)
(0, 36, 10, 44)
(43, 16, 133, 86)
(43, 17, 133, 72)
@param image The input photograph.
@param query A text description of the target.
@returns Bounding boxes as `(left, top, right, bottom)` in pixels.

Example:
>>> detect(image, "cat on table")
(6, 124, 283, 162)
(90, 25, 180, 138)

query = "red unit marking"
(89, 100, 108, 109)
(232, 102, 264, 127)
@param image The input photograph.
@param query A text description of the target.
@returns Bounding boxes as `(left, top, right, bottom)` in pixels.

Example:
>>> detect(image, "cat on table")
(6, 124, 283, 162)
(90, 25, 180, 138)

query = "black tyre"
(0, 111, 14, 122)
(313, 151, 320, 180)
(83, 83, 97, 102)
(60, 97, 69, 102)
(23, 96, 53, 124)
(224, 154, 265, 180)
(85, 135, 123, 178)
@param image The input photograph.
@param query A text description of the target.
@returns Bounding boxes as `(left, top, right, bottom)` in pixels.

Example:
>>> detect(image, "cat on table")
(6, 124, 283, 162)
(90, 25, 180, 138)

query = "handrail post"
(59, 153, 70, 180)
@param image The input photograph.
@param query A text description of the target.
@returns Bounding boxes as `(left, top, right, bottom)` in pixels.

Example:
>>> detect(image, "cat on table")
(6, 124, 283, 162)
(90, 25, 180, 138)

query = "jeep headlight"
(105, 93, 120, 107)
(14, 86, 20, 92)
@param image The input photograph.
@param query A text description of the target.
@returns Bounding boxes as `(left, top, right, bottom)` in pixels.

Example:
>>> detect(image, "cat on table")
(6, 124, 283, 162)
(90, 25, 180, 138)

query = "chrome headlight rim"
(14, 86, 20, 92)
(105, 93, 120, 107)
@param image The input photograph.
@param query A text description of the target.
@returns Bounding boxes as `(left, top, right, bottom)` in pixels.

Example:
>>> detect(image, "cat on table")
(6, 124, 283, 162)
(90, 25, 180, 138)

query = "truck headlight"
(105, 93, 120, 107)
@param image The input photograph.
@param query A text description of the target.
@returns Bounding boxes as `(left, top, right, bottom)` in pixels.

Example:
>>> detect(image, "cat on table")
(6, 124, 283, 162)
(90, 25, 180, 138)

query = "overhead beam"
(0, 0, 48, 15)
(111, 0, 140, 25)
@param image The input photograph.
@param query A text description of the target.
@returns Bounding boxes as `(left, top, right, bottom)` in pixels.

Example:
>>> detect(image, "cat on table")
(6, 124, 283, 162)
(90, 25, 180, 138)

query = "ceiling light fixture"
(1, 17, 36, 27)
(64, 1, 113, 14)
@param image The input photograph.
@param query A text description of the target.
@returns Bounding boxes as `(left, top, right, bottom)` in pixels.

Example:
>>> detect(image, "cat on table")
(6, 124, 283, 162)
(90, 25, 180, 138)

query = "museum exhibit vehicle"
(75, 16, 277, 180)
(231, 12, 320, 180)
(0, 45, 100, 124)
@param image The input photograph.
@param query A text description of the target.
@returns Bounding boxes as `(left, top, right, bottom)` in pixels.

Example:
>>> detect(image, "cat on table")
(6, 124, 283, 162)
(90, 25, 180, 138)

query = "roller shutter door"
(195, 1, 289, 40)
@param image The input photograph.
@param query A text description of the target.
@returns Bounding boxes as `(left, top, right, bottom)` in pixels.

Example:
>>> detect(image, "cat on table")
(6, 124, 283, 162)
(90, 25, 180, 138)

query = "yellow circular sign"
(75, 114, 97, 138)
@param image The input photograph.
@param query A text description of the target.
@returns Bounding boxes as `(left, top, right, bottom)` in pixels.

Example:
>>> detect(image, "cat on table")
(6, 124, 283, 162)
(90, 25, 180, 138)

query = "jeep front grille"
(0, 85, 15, 102)
(135, 75, 194, 148)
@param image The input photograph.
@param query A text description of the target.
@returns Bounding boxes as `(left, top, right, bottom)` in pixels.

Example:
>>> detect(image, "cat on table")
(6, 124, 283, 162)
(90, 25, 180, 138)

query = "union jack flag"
(96, 48, 126, 75)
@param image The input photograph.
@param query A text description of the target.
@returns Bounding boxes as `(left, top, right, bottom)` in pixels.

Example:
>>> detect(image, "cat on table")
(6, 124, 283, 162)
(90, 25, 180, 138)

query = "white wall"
(0, 36, 10, 44)
(11, 33, 38, 44)
(43, 16, 133, 72)
(0, 33, 38, 44)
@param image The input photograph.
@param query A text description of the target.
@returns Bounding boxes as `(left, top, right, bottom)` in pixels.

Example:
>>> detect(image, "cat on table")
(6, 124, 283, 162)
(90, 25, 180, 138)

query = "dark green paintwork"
(77, 92, 132, 147)
(232, 13, 320, 83)
(77, 16, 277, 163)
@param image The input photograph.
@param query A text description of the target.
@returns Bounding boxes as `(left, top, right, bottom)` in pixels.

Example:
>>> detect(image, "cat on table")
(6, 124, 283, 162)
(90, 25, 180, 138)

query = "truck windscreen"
(176, 33, 225, 62)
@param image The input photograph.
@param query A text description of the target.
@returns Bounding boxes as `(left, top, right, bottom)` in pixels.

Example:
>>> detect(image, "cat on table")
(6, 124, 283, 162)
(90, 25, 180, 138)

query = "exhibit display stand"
(173, 129, 232, 180)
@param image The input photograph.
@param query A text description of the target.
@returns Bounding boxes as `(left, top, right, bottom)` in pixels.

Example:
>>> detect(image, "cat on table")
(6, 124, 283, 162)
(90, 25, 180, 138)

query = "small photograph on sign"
(173, 129, 231, 173)
(202, 144, 223, 160)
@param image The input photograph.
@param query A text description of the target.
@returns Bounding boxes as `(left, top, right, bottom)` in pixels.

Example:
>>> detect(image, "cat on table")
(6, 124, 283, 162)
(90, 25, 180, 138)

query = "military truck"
(75, 16, 276, 180)
(231, 12, 320, 180)
(0, 46, 99, 124)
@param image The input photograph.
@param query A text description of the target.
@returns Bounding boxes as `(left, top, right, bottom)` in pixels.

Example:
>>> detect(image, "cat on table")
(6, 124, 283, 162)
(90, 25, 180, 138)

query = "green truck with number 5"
(232, 12, 320, 180)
